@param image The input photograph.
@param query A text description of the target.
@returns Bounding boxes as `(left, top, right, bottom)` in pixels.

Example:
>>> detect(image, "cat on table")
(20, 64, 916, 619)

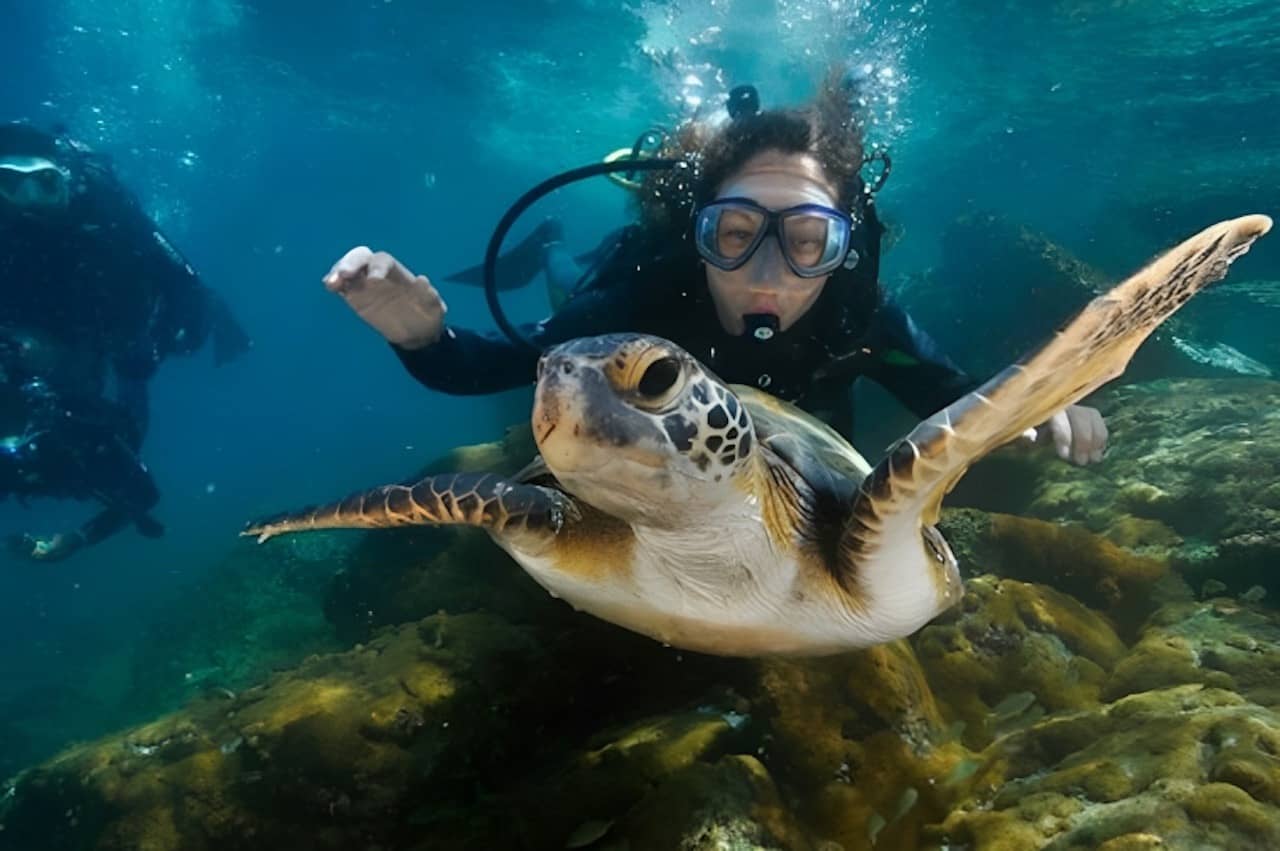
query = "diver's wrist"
(391, 324, 447, 352)
(391, 332, 440, 351)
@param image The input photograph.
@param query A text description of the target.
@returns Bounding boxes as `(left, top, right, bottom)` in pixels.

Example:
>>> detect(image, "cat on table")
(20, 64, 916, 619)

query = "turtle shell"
(732, 385, 872, 485)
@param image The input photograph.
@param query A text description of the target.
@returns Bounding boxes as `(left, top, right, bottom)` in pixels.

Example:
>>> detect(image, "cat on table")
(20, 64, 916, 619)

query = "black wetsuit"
(0, 123, 251, 444)
(0, 123, 246, 561)
(395, 204, 976, 437)
(0, 376, 161, 561)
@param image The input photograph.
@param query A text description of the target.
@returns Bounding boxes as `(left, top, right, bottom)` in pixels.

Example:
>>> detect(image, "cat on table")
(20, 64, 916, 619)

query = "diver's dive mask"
(481, 83, 888, 352)
(0, 157, 71, 212)
(694, 197, 854, 279)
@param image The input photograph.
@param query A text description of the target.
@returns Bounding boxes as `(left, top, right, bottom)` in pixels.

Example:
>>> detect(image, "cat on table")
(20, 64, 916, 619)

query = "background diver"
(0, 120, 251, 446)
(0, 121, 252, 561)
(1, 336, 163, 562)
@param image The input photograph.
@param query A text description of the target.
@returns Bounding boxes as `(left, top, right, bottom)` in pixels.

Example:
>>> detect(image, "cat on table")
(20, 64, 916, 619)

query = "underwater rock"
(931, 685, 1280, 850)
(506, 711, 808, 851)
(914, 576, 1125, 749)
(127, 539, 343, 717)
(1023, 378, 1280, 598)
(322, 520, 563, 644)
(0, 612, 545, 850)
(616, 754, 808, 850)
(0, 533, 348, 786)
(1105, 599, 1280, 707)
(946, 377, 1280, 605)
(938, 508, 1168, 633)
(0, 604, 751, 851)
(422, 422, 539, 478)
(754, 642, 944, 788)
(753, 643, 979, 849)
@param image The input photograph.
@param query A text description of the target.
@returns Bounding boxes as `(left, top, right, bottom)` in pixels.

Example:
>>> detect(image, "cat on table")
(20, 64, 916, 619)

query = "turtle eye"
(637, 357, 681, 399)
(628, 355, 686, 410)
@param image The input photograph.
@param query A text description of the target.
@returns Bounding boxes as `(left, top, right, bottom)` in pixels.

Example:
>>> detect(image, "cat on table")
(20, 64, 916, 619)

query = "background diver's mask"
(694, 197, 855, 279)
(0, 156, 71, 212)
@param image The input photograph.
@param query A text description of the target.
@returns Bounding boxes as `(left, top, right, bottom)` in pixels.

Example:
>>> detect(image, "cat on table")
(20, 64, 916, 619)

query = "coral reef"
(7, 378, 1280, 849)
(915, 576, 1125, 748)
(932, 686, 1280, 850)
(0, 610, 747, 850)
(1024, 379, 1280, 597)
(10, 569, 1280, 850)
(939, 508, 1170, 632)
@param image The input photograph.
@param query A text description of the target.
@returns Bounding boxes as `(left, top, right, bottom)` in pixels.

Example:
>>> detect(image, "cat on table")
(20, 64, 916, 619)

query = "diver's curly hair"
(637, 68, 867, 236)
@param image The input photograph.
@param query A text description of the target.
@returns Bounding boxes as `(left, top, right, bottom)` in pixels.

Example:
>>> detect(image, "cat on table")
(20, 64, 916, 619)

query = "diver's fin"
(209, 292, 252, 366)
(134, 513, 165, 539)
(444, 218, 561, 289)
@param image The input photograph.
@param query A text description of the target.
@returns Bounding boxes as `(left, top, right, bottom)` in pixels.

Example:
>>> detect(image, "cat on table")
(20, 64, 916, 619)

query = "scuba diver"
(0, 120, 252, 446)
(1, 121, 251, 562)
(1, 331, 163, 562)
(323, 72, 1107, 466)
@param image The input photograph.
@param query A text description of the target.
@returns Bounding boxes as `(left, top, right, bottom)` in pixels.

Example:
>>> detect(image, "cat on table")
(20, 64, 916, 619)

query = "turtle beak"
(533, 353, 583, 471)
(534, 355, 667, 477)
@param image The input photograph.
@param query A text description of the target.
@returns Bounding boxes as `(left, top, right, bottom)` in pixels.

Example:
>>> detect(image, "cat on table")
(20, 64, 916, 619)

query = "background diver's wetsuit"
(396, 201, 977, 437)
(0, 122, 251, 446)
(0, 375, 162, 562)
(0, 122, 246, 561)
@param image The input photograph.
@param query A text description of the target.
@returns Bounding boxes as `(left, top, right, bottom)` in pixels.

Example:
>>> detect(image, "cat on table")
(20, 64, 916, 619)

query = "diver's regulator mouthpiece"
(744, 313, 780, 342)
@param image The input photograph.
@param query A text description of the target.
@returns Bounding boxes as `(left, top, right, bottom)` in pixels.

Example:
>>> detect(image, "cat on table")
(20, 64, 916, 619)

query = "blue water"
(1, 0, 1279, 810)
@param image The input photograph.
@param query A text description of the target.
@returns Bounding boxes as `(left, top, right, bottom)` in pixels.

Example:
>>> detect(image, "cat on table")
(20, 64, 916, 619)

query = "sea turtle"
(246, 215, 1270, 657)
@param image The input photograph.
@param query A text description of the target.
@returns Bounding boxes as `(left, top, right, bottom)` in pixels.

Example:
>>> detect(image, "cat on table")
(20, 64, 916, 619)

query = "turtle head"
(534, 334, 755, 526)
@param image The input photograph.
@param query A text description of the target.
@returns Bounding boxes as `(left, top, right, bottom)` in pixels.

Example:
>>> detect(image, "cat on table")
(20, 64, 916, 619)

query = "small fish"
(889, 787, 918, 822)
(1241, 585, 1267, 603)
(867, 812, 886, 845)
(566, 819, 614, 849)
(991, 691, 1037, 720)
(942, 758, 982, 787)
(1202, 579, 1228, 598)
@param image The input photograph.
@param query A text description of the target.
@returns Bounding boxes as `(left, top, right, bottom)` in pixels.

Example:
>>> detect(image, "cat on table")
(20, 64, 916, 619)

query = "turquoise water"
(1, 1, 1279, 848)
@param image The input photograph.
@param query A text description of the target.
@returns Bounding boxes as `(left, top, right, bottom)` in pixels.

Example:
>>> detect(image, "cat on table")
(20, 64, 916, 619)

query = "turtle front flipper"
(242, 472, 577, 548)
(839, 215, 1271, 627)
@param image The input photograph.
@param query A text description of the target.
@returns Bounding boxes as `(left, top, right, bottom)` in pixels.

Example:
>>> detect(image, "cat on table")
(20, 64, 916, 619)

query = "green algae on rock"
(915, 576, 1125, 749)
(938, 508, 1169, 633)
(1106, 599, 1280, 707)
(932, 686, 1280, 851)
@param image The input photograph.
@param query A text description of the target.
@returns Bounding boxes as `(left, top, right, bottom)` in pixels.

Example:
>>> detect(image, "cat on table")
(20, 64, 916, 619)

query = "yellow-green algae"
(9, 380, 1280, 849)
(939, 508, 1170, 630)
(915, 576, 1125, 748)
(932, 686, 1280, 850)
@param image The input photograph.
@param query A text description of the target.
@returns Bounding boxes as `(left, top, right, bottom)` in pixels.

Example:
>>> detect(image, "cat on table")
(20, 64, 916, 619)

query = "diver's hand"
(323, 247, 447, 350)
(1032, 404, 1108, 466)
(8, 532, 84, 563)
